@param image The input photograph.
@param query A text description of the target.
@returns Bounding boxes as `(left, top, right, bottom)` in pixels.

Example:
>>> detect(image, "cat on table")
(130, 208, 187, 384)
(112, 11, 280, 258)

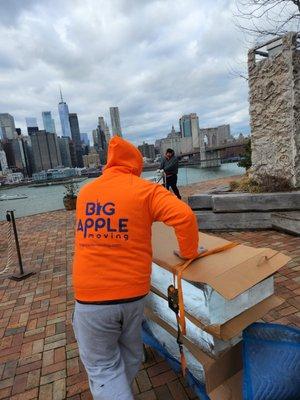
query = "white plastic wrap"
(146, 292, 241, 356)
(145, 318, 206, 384)
(151, 262, 274, 325)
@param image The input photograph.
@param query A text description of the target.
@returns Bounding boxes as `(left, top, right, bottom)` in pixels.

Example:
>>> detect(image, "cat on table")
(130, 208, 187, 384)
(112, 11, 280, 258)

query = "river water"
(0, 163, 244, 221)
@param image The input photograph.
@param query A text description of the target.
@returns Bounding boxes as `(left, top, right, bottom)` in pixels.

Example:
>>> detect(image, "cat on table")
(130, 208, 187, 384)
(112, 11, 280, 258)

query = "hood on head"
(103, 136, 143, 176)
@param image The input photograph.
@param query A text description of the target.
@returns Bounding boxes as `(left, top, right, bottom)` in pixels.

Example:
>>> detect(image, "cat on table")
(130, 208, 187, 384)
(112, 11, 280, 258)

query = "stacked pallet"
(144, 223, 290, 399)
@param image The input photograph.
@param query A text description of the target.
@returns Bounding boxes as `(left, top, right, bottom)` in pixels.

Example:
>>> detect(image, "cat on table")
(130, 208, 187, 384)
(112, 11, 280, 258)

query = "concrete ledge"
(212, 192, 300, 212)
(195, 211, 272, 230)
(189, 192, 300, 212)
(271, 212, 300, 236)
(188, 194, 213, 210)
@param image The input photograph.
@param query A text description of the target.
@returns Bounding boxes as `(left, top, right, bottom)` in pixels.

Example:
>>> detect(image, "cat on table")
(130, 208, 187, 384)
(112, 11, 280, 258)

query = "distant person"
(160, 148, 181, 199)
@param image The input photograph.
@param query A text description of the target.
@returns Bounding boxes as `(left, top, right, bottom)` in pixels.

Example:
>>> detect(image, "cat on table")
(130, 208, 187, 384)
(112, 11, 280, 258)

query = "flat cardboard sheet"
(152, 222, 290, 299)
(151, 286, 284, 340)
(144, 308, 242, 394)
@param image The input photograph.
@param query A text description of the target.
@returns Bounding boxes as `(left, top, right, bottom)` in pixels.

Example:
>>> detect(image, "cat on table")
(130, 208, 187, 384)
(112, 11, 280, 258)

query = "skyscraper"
(42, 111, 56, 133)
(0, 113, 16, 139)
(190, 113, 200, 148)
(92, 129, 99, 149)
(26, 117, 39, 135)
(26, 117, 38, 128)
(109, 107, 122, 137)
(58, 89, 71, 137)
(69, 113, 83, 167)
(179, 113, 200, 148)
(0, 142, 8, 173)
(47, 133, 61, 167)
(92, 117, 108, 164)
(98, 117, 108, 149)
(21, 136, 35, 176)
(30, 130, 61, 172)
(2, 138, 27, 173)
(138, 142, 155, 160)
(105, 124, 111, 144)
(58, 137, 72, 167)
(97, 116, 111, 144)
(98, 116, 106, 133)
(179, 115, 192, 137)
(81, 132, 90, 147)
(68, 140, 77, 168)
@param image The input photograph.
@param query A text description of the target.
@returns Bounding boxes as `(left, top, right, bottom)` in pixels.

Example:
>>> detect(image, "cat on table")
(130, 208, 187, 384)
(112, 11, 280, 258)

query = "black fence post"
(6, 210, 35, 281)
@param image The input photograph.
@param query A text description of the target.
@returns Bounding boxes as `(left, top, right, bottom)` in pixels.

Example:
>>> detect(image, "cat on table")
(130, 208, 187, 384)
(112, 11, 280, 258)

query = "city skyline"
(0, 105, 241, 147)
(0, 0, 253, 145)
(0, 102, 247, 178)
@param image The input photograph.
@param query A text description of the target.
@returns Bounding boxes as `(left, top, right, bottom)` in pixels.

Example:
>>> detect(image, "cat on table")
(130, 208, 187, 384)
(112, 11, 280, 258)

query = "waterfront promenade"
(0, 182, 299, 399)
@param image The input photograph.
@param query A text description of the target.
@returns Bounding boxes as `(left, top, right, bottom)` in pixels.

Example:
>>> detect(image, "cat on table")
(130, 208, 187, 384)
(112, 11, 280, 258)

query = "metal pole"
(6, 209, 35, 281)
(8, 210, 24, 275)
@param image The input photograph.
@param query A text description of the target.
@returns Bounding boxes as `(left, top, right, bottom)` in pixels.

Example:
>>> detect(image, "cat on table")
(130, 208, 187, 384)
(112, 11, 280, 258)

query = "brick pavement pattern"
(0, 209, 299, 399)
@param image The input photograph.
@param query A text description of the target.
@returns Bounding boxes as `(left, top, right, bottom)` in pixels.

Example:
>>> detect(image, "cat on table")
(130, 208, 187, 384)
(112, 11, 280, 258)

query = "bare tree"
(234, 0, 300, 41)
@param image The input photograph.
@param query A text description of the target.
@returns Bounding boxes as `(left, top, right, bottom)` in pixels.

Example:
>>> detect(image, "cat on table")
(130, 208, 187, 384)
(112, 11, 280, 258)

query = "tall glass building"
(58, 91, 71, 138)
(179, 113, 200, 148)
(42, 111, 56, 133)
(179, 115, 192, 137)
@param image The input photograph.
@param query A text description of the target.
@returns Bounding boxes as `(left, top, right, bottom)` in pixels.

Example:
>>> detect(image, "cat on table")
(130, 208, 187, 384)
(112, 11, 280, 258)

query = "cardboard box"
(152, 222, 290, 300)
(209, 371, 243, 400)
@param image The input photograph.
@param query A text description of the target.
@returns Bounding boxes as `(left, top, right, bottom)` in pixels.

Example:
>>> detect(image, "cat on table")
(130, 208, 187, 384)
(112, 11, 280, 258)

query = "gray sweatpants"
(72, 297, 146, 400)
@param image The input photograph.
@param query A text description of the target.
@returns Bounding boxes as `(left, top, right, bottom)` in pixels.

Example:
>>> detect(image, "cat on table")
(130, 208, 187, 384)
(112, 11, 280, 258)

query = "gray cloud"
(0, 0, 251, 144)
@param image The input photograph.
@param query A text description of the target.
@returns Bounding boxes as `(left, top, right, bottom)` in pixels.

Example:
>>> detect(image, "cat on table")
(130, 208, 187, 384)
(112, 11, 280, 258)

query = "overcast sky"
(0, 0, 254, 144)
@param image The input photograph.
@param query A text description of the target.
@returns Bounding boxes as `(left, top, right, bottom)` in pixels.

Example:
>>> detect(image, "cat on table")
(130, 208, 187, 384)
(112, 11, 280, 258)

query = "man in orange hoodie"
(72, 136, 199, 400)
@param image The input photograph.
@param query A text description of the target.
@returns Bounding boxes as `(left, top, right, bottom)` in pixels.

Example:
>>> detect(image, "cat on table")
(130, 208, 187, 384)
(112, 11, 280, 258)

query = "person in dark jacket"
(160, 148, 181, 199)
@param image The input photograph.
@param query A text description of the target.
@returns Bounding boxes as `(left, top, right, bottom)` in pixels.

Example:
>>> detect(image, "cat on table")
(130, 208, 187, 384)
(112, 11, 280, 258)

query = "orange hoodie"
(73, 136, 199, 302)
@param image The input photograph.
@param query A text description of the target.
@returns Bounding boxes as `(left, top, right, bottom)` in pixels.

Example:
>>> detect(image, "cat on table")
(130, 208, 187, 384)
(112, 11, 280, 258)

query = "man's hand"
(173, 246, 207, 259)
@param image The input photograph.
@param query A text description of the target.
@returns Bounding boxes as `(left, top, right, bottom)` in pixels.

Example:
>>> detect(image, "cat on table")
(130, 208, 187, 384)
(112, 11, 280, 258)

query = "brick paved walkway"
(0, 210, 299, 399)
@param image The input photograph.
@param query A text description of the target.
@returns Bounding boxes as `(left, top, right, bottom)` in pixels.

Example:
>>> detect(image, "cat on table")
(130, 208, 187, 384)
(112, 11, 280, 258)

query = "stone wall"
(248, 32, 300, 187)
